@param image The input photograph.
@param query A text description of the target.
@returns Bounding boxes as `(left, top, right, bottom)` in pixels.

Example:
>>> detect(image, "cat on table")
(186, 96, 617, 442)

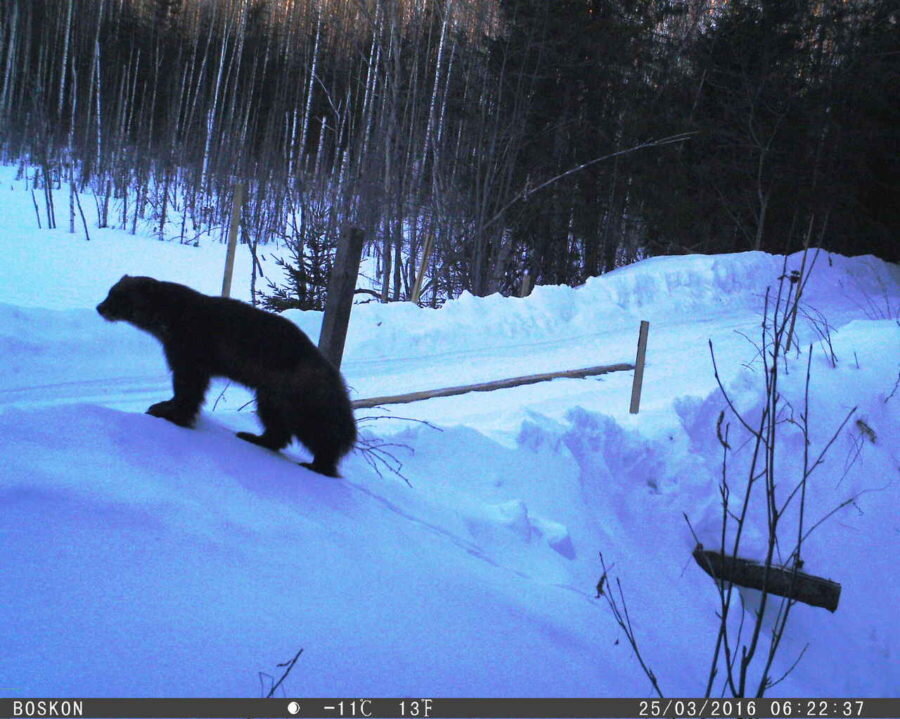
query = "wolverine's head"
(96, 275, 161, 328)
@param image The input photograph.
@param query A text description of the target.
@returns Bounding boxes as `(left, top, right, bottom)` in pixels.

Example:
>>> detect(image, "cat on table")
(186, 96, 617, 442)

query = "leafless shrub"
(598, 251, 872, 699)
(702, 255, 858, 698)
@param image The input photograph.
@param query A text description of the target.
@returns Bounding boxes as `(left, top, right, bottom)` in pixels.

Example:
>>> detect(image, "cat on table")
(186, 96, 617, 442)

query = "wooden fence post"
(221, 182, 244, 298)
(629, 320, 650, 414)
(319, 226, 365, 369)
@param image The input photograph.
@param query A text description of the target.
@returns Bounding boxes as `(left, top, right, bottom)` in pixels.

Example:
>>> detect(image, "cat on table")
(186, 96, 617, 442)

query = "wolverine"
(97, 275, 357, 477)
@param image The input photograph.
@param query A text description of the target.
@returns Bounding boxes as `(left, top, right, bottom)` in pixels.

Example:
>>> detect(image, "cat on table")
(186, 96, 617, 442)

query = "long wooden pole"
(352, 362, 634, 409)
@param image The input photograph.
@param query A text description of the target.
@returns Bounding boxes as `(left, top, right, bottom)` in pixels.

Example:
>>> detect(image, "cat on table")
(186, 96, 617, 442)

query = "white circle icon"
(287, 701, 301, 715)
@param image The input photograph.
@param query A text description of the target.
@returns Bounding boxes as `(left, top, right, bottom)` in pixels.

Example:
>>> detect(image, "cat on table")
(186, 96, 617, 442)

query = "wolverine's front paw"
(147, 399, 174, 415)
(147, 400, 194, 428)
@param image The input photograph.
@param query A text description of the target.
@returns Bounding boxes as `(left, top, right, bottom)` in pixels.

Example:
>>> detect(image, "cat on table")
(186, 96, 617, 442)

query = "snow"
(0, 166, 898, 699)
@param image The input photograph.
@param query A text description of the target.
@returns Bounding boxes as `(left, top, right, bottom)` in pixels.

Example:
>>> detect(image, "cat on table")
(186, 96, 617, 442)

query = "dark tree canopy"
(0, 0, 895, 307)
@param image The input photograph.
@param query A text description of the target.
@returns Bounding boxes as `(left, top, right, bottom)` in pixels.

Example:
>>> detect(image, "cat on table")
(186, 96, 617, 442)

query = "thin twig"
(356, 434, 414, 486)
(765, 643, 809, 691)
(480, 133, 696, 235)
(265, 648, 304, 698)
(885, 370, 900, 404)
(597, 553, 664, 698)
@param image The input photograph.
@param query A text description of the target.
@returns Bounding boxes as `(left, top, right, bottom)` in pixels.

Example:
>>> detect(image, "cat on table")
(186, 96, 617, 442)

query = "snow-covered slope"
(1, 168, 898, 698)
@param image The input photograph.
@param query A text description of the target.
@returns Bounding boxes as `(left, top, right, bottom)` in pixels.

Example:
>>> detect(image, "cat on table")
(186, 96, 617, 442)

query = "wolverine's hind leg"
(236, 390, 291, 451)
(300, 454, 341, 478)
(294, 415, 345, 478)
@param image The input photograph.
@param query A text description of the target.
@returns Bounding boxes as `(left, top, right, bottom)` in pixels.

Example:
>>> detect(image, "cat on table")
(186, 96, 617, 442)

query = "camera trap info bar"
(3, 698, 899, 718)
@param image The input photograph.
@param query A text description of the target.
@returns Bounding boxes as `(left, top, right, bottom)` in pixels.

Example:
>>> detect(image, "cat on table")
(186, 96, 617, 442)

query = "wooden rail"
(352, 362, 634, 409)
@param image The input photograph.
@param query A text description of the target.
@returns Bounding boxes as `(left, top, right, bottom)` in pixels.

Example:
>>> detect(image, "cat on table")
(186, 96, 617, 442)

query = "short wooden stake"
(629, 320, 650, 414)
(221, 182, 244, 298)
(319, 226, 365, 369)
(519, 272, 534, 298)
(693, 545, 841, 612)
(410, 232, 434, 305)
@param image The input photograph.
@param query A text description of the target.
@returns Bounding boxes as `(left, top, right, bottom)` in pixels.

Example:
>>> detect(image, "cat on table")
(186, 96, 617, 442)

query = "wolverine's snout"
(96, 301, 114, 320)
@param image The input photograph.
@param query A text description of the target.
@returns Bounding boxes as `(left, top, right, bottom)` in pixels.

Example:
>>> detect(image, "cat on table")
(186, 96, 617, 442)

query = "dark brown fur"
(97, 275, 356, 477)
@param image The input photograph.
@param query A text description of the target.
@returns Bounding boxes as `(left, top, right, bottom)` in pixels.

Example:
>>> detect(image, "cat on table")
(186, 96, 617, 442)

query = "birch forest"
(0, 0, 896, 306)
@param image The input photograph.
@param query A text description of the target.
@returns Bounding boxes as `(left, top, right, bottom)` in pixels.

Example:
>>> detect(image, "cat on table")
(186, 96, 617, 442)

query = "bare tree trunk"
(0, 1, 18, 119)
(298, 4, 322, 173)
(201, 3, 230, 193)
(57, 0, 74, 119)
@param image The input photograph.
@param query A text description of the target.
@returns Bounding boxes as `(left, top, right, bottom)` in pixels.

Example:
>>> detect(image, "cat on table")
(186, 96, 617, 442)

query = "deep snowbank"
(2, 402, 642, 696)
